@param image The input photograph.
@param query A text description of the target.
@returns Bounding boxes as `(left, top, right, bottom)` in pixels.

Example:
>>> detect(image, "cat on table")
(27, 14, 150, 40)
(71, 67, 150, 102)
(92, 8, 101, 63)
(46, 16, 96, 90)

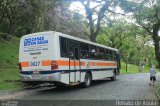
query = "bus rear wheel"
(83, 72, 92, 88)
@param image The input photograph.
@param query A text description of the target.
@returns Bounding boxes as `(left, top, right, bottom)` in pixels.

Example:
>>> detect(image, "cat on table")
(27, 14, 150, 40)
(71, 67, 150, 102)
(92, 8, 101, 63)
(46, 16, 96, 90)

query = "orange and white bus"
(19, 31, 120, 87)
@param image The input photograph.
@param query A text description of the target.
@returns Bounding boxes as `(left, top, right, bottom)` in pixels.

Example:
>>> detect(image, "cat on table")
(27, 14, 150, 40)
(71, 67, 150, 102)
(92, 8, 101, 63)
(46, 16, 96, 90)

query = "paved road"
(13, 73, 160, 100)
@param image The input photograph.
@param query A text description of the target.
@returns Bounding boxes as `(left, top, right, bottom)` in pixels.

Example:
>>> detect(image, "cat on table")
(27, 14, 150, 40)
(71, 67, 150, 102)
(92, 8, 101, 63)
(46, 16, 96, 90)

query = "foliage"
(97, 20, 157, 69)
(45, 1, 86, 38)
(119, 0, 160, 67)
(0, 0, 85, 38)
(97, 20, 129, 49)
(0, 0, 50, 36)
(0, 34, 19, 69)
(79, 0, 120, 42)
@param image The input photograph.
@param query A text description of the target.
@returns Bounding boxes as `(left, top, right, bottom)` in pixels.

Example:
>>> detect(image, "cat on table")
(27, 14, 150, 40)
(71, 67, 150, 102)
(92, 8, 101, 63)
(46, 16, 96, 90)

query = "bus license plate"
(33, 71, 40, 74)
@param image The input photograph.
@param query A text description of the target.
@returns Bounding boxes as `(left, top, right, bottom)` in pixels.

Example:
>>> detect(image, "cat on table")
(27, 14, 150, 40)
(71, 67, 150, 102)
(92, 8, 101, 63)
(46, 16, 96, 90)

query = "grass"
(0, 35, 22, 91)
(0, 35, 19, 69)
(120, 62, 150, 74)
(0, 69, 22, 91)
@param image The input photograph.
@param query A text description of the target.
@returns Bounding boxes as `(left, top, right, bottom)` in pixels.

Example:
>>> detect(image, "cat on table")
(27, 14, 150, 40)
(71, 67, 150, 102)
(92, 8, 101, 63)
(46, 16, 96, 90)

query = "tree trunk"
(138, 49, 141, 72)
(152, 23, 160, 68)
(125, 57, 128, 72)
(153, 37, 160, 67)
(126, 62, 128, 72)
(90, 33, 97, 42)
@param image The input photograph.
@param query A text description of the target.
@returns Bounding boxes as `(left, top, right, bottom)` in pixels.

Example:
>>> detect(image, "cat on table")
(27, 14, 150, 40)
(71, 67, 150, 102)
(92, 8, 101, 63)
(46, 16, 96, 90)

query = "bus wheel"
(83, 72, 92, 88)
(111, 72, 116, 81)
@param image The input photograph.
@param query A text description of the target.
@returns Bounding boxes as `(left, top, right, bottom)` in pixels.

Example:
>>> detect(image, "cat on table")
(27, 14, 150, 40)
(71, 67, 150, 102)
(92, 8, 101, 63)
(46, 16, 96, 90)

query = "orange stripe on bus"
(20, 60, 116, 67)
(41, 60, 86, 66)
(41, 60, 52, 66)
(90, 62, 117, 66)
(56, 60, 69, 66)
(90, 62, 95, 66)
(21, 62, 29, 67)
(96, 62, 117, 66)
(81, 61, 86, 66)
(57, 60, 86, 66)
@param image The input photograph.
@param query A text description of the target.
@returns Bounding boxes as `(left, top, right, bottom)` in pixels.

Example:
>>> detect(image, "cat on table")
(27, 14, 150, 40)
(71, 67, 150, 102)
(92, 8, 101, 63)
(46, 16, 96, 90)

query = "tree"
(0, 0, 85, 38)
(0, 0, 13, 24)
(120, 0, 160, 67)
(97, 20, 129, 49)
(0, 0, 51, 36)
(121, 38, 134, 72)
(133, 35, 150, 72)
(97, 21, 136, 72)
(45, 1, 86, 39)
(79, 0, 119, 42)
(0, 0, 18, 34)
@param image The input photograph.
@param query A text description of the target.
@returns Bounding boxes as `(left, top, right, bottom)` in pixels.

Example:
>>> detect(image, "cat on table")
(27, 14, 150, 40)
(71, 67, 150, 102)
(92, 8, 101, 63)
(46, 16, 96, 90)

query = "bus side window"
(110, 51, 113, 60)
(96, 47, 100, 59)
(113, 52, 116, 60)
(105, 49, 109, 60)
(80, 43, 89, 59)
(60, 37, 67, 57)
(69, 47, 74, 58)
(90, 45, 97, 59)
(75, 48, 79, 60)
(107, 50, 110, 60)
(99, 47, 105, 60)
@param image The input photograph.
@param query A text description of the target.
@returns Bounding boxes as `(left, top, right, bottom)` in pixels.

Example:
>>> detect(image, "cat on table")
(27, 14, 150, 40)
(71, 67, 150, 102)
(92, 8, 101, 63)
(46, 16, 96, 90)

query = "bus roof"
(22, 31, 119, 52)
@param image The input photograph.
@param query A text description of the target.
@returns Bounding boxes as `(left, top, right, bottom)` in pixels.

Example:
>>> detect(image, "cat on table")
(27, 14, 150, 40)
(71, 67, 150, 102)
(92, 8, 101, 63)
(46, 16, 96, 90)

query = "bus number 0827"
(30, 62, 40, 66)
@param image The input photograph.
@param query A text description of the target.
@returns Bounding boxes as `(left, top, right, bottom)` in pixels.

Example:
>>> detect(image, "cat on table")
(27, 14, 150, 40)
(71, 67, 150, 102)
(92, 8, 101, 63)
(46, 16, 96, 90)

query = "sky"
(69, 2, 85, 15)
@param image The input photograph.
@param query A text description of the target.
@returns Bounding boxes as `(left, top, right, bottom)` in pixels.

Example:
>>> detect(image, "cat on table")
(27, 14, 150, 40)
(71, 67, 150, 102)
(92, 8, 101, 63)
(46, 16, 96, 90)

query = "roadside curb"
(155, 85, 160, 100)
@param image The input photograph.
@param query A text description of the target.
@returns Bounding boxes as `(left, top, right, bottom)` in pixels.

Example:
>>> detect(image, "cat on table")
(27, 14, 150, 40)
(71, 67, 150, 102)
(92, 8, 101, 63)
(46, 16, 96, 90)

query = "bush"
(0, 33, 12, 41)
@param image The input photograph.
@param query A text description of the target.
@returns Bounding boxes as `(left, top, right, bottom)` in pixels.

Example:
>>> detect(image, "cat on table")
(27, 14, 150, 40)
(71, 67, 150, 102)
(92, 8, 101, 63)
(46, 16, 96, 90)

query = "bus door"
(68, 46, 81, 83)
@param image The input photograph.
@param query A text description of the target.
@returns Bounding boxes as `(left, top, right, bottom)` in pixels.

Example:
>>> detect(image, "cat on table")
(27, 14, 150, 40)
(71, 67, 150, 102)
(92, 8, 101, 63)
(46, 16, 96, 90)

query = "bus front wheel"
(83, 72, 92, 88)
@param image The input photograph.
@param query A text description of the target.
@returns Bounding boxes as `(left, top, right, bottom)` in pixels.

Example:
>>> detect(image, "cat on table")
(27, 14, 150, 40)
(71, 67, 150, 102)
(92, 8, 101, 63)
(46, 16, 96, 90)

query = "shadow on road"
(37, 78, 114, 94)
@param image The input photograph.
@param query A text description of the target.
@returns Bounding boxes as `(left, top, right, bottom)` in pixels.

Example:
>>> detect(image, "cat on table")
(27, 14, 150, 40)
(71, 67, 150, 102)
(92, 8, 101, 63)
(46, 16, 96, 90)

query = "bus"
(19, 31, 120, 87)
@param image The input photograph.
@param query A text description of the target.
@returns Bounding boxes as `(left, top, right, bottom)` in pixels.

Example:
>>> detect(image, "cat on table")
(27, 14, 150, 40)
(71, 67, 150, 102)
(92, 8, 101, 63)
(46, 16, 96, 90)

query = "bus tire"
(83, 72, 92, 88)
(111, 72, 116, 81)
